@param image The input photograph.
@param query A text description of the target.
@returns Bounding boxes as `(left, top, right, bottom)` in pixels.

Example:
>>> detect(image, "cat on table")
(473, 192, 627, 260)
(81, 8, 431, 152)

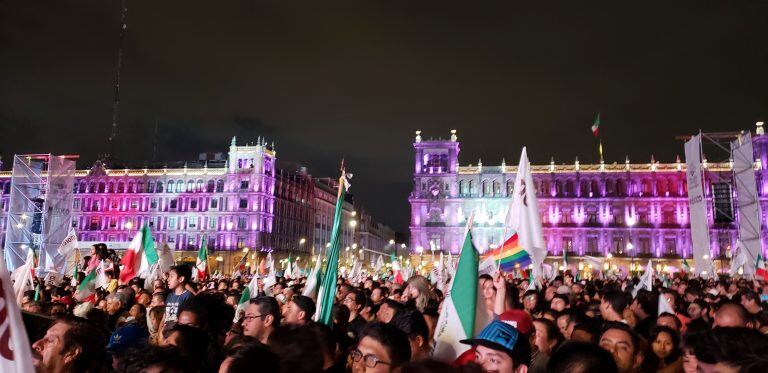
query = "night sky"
(2, 1, 767, 232)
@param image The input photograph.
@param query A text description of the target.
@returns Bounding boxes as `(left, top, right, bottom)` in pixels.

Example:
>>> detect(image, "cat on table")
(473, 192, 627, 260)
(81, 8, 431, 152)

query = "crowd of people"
(17, 243, 768, 373)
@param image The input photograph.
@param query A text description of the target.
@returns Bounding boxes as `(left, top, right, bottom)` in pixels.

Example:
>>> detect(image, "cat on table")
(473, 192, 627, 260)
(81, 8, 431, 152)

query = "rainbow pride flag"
(482, 233, 531, 272)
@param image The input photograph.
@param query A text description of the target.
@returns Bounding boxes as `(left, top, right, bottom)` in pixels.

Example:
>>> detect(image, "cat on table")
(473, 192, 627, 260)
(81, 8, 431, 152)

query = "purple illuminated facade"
(410, 126, 768, 260)
(0, 136, 276, 252)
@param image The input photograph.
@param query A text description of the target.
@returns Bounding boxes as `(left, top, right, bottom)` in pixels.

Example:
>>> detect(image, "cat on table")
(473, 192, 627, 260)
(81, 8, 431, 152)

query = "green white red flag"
(193, 237, 209, 281)
(119, 224, 157, 283)
(432, 227, 489, 361)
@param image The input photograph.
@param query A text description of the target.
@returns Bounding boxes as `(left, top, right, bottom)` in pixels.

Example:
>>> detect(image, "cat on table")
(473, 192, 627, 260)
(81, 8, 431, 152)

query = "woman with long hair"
(402, 275, 432, 313)
(645, 325, 682, 373)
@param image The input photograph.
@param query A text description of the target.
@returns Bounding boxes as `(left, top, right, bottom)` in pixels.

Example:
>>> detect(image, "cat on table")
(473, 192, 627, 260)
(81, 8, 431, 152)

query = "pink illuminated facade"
(0, 136, 277, 252)
(410, 127, 768, 260)
(0, 136, 396, 262)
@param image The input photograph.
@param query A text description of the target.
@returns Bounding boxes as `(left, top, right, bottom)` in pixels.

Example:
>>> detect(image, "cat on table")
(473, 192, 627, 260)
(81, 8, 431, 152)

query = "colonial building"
(409, 125, 768, 262)
(271, 167, 314, 254)
(0, 136, 396, 268)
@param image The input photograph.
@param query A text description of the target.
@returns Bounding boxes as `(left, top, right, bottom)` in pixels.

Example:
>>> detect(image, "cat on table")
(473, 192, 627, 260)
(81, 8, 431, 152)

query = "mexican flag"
(682, 258, 691, 273)
(591, 112, 600, 137)
(193, 237, 209, 281)
(315, 169, 350, 326)
(432, 229, 487, 361)
(756, 253, 768, 281)
(75, 261, 107, 302)
(239, 273, 258, 306)
(119, 224, 157, 283)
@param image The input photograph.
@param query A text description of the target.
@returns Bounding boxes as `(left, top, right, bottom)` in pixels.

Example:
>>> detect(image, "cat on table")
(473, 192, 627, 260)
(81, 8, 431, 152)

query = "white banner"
(0, 253, 35, 372)
(731, 132, 764, 276)
(509, 147, 546, 283)
(685, 134, 713, 276)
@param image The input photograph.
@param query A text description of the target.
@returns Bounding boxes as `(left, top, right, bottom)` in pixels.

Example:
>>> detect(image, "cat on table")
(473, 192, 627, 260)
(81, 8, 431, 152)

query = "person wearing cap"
(460, 320, 532, 373)
(282, 294, 315, 325)
(107, 322, 149, 370)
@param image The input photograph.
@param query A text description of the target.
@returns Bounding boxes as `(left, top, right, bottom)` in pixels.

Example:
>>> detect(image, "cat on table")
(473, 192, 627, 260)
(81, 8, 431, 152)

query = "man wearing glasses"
(349, 322, 411, 373)
(242, 296, 281, 344)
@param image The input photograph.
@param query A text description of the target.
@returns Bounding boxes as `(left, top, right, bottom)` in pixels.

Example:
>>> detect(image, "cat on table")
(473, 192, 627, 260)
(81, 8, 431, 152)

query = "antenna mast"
(108, 0, 128, 164)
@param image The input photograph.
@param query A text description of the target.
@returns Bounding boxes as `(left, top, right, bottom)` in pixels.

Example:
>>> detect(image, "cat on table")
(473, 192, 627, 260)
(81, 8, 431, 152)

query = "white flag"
(685, 134, 714, 277)
(658, 293, 676, 316)
(284, 259, 293, 280)
(509, 147, 546, 284)
(263, 258, 277, 296)
(57, 228, 79, 257)
(302, 257, 323, 301)
(632, 260, 654, 298)
(0, 253, 36, 372)
(157, 243, 175, 274)
(11, 249, 35, 306)
(729, 240, 748, 277)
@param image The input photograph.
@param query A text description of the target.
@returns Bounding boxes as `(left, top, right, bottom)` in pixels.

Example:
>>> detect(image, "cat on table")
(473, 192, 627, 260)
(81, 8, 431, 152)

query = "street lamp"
(123, 221, 133, 230)
(349, 220, 357, 228)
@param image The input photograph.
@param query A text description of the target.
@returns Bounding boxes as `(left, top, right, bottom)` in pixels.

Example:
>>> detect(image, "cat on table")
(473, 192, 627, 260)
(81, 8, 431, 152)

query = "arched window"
(581, 181, 590, 197)
(117, 182, 124, 193)
(137, 181, 145, 193)
(176, 180, 184, 193)
(187, 180, 195, 193)
(156, 181, 164, 193)
(481, 180, 489, 196)
(507, 180, 514, 196)
(166, 180, 174, 193)
(492, 180, 501, 196)
(207, 180, 215, 193)
(668, 179, 677, 196)
(642, 179, 653, 195)
(128, 181, 135, 193)
(616, 179, 626, 196)
(458, 180, 466, 195)
(108, 182, 115, 193)
(605, 179, 615, 197)
(98, 182, 106, 193)
(197, 180, 204, 192)
(657, 179, 667, 196)
(555, 181, 563, 196)
(591, 180, 600, 197)
(565, 180, 574, 196)
(79, 181, 87, 194)
(216, 179, 225, 193)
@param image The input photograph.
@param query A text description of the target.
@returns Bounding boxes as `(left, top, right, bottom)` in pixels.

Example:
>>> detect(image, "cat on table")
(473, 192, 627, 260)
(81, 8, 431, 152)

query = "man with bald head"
(713, 301, 751, 328)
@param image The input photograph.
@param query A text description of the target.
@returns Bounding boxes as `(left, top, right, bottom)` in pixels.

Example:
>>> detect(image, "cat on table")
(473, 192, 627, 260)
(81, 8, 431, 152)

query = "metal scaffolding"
(3, 154, 76, 272)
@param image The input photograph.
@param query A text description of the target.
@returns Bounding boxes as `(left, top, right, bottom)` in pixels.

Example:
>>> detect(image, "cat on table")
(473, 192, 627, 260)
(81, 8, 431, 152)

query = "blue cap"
(107, 323, 149, 353)
(460, 320, 520, 354)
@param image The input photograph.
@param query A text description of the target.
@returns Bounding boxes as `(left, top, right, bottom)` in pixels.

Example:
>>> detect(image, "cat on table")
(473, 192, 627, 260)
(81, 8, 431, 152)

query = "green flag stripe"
(317, 178, 346, 326)
(142, 224, 159, 265)
(451, 231, 479, 337)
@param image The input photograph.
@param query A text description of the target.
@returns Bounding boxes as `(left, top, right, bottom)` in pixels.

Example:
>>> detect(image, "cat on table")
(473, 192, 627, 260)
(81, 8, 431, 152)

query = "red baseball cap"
(498, 309, 533, 335)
